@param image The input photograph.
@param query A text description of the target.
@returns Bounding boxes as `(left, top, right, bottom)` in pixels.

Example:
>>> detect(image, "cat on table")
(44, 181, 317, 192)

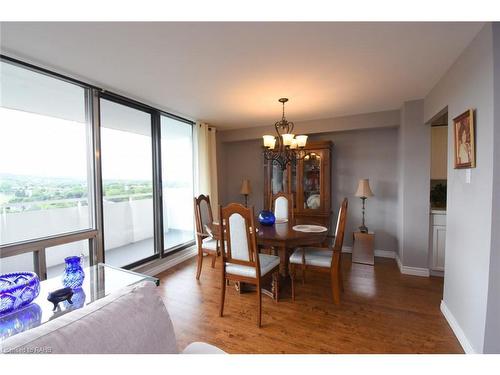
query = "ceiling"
(0, 22, 483, 129)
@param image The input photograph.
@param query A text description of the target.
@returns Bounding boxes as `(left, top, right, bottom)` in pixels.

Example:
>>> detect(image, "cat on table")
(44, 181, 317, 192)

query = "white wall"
(219, 110, 400, 143)
(311, 128, 399, 252)
(397, 100, 430, 269)
(483, 21, 500, 354)
(218, 124, 399, 253)
(424, 23, 495, 353)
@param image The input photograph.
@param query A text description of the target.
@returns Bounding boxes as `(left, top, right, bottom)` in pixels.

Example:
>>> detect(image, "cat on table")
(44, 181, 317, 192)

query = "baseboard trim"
(440, 300, 476, 354)
(395, 253, 430, 277)
(396, 253, 403, 272)
(135, 246, 197, 277)
(342, 246, 396, 259)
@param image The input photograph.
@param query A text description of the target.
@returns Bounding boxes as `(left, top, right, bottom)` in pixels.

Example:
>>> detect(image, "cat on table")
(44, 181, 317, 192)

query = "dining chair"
(270, 192, 294, 223)
(193, 194, 219, 280)
(289, 198, 348, 304)
(219, 203, 280, 328)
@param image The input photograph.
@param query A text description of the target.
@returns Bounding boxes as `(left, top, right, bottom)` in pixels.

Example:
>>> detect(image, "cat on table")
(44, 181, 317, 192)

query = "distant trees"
(0, 175, 153, 213)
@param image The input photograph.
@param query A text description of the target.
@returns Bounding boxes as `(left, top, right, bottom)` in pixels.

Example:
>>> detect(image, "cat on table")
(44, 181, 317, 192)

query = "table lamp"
(240, 179, 251, 207)
(355, 178, 374, 233)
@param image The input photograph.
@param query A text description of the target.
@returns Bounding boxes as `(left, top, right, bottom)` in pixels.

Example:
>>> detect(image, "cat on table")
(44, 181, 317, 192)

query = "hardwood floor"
(156, 254, 463, 354)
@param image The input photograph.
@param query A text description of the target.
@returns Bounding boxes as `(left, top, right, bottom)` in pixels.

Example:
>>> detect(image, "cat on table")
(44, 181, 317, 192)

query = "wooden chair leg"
(220, 274, 226, 317)
(331, 272, 341, 305)
(211, 253, 217, 268)
(196, 251, 203, 280)
(257, 284, 262, 328)
(333, 251, 343, 296)
(301, 263, 306, 285)
(273, 272, 279, 303)
(290, 264, 296, 302)
(339, 268, 344, 292)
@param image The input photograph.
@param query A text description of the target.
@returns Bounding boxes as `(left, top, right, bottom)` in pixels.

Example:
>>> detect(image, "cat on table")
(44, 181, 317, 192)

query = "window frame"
(0, 54, 196, 275)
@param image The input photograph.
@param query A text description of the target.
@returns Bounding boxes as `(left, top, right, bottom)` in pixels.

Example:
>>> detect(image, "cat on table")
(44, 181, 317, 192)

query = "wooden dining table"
(208, 220, 329, 277)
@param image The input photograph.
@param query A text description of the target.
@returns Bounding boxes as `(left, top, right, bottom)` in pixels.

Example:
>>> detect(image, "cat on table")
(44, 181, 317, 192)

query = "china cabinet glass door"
(302, 152, 321, 210)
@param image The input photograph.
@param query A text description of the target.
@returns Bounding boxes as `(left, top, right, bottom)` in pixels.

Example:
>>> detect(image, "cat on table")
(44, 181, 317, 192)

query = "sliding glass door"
(100, 98, 155, 267)
(160, 115, 195, 252)
(1, 56, 197, 276)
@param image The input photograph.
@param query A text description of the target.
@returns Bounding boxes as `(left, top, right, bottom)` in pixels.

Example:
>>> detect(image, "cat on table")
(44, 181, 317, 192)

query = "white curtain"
(194, 122, 219, 219)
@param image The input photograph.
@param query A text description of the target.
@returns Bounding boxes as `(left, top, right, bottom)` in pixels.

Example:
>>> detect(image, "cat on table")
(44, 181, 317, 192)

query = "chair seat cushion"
(226, 254, 280, 278)
(202, 238, 218, 251)
(289, 247, 333, 267)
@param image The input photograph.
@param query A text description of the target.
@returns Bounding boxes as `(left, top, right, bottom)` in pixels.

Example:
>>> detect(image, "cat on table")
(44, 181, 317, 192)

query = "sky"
(0, 107, 89, 179)
(0, 106, 192, 183)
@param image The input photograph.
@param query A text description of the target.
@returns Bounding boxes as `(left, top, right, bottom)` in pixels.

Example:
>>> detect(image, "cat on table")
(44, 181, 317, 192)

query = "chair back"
(332, 198, 348, 253)
(271, 192, 294, 221)
(219, 203, 259, 272)
(193, 194, 214, 239)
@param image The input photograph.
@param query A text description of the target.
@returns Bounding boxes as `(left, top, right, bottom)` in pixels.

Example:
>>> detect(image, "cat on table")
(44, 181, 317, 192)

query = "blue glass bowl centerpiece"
(62, 256, 85, 289)
(258, 210, 276, 226)
(0, 272, 41, 315)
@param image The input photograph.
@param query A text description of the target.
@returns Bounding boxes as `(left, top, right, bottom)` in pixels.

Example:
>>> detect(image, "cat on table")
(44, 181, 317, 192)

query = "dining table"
(208, 220, 329, 277)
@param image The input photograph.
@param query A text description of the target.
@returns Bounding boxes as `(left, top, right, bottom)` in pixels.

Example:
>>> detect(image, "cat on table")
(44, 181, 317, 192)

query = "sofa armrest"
(182, 342, 226, 354)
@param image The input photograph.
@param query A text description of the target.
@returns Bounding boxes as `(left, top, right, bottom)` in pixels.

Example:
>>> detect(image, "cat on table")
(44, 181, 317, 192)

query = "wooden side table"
(352, 231, 375, 265)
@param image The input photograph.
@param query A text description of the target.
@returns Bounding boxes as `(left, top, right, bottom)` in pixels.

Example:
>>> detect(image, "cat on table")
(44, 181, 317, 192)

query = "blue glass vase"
(62, 256, 85, 289)
(258, 210, 276, 226)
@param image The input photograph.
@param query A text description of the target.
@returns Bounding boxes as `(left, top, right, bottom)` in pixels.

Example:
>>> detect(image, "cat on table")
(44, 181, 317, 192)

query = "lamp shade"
(240, 179, 251, 195)
(296, 135, 308, 147)
(355, 179, 374, 198)
(263, 135, 275, 148)
(281, 133, 294, 146)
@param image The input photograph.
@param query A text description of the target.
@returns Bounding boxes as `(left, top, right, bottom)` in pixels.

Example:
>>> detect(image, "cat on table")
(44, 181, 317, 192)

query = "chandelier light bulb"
(282, 133, 294, 146)
(270, 138, 276, 149)
(263, 135, 275, 148)
(296, 135, 308, 148)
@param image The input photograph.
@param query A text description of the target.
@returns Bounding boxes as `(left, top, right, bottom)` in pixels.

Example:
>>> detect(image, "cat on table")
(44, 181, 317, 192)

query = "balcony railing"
(0, 188, 194, 276)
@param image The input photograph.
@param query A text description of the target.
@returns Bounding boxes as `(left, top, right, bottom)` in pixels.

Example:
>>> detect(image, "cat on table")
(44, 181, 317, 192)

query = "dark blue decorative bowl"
(0, 272, 41, 315)
(258, 210, 276, 226)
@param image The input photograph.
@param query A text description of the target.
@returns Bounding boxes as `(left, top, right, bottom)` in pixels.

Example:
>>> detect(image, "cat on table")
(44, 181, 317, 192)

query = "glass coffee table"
(0, 264, 159, 342)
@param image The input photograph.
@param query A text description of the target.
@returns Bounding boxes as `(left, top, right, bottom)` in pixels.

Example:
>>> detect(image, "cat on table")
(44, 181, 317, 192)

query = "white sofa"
(1, 282, 225, 354)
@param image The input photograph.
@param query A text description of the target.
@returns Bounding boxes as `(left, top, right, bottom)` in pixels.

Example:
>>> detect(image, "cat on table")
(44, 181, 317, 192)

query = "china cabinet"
(264, 141, 332, 227)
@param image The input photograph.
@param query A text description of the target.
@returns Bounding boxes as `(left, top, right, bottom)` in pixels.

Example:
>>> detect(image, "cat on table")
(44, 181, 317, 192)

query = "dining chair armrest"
(196, 231, 210, 238)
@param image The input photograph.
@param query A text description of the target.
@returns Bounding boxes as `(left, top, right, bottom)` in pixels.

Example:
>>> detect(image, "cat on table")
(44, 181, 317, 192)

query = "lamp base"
(358, 225, 368, 233)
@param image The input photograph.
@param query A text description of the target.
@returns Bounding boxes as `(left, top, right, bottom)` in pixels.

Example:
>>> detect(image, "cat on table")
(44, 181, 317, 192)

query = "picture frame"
(453, 109, 475, 169)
